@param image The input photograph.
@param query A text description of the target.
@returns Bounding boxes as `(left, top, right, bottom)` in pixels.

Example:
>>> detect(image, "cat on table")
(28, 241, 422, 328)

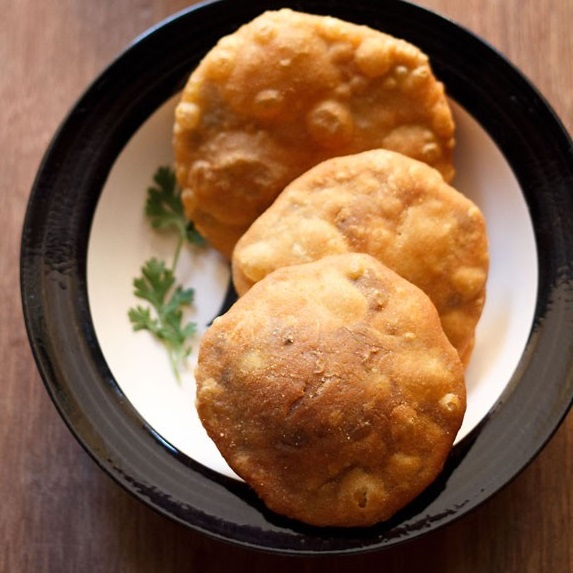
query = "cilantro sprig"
(128, 166, 204, 382)
(145, 166, 205, 269)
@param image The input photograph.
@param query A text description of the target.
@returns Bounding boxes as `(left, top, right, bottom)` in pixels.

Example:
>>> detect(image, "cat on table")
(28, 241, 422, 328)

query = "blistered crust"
(196, 253, 466, 527)
(232, 149, 488, 365)
(174, 9, 456, 257)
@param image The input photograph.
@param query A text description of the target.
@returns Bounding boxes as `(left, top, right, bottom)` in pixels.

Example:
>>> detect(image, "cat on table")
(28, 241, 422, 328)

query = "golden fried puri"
(173, 9, 456, 257)
(232, 149, 489, 366)
(196, 253, 466, 527)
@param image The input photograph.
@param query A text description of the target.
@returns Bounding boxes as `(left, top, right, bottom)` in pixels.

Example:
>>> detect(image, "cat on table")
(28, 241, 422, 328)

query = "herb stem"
(169, 350, 183, 385)
(172, 235, 184, 273)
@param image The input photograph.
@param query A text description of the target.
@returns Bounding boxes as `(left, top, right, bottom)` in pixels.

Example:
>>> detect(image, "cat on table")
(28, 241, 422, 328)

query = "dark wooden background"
(2, 0, 571, 571)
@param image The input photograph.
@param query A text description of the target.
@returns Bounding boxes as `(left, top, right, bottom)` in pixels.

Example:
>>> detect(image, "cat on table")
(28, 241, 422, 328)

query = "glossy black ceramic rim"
(20, 0, 573, 556)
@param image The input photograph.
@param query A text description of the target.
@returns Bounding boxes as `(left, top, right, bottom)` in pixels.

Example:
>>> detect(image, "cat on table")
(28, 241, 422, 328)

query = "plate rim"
(19, 0, 573, 556)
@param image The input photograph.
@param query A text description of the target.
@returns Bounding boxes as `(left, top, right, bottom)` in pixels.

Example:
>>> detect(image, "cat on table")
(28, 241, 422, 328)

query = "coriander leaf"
(128, 257, 196, 383)
(145, 165, 205, 248)
(185, 221, 206, 247)
(128, 306, 159, 333)
(133, 258, 175, 307)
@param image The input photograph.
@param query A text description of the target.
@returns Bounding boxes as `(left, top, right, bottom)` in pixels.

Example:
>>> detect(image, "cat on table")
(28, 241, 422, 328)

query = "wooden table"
(3, 0, 572, 570)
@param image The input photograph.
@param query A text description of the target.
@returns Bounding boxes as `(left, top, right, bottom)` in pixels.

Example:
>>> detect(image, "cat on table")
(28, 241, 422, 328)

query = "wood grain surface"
(2, 0, 572, 571)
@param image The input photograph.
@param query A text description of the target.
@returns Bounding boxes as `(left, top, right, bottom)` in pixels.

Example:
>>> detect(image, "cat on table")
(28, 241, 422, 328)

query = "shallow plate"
(20, 0, 573, 556)
(86, 95, 537, 480)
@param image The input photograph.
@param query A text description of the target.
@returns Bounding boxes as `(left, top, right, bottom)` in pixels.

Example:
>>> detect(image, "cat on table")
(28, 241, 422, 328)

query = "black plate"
(20, 0, 573, 555)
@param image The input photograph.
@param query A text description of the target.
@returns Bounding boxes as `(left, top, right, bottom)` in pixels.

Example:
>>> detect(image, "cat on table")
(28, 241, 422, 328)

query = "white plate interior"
(87, 95, 538, 480)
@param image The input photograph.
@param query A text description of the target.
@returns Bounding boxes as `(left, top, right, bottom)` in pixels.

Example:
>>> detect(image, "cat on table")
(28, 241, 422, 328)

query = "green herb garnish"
(145, 165, 205, 270)
(128, 166, 204, 382)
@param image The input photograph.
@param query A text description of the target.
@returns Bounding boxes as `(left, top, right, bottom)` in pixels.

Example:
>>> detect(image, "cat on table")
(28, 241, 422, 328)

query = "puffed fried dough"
(196, 253, 466, 527)
(174, 8, 456, 257)
(232, 149, 489, 366)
